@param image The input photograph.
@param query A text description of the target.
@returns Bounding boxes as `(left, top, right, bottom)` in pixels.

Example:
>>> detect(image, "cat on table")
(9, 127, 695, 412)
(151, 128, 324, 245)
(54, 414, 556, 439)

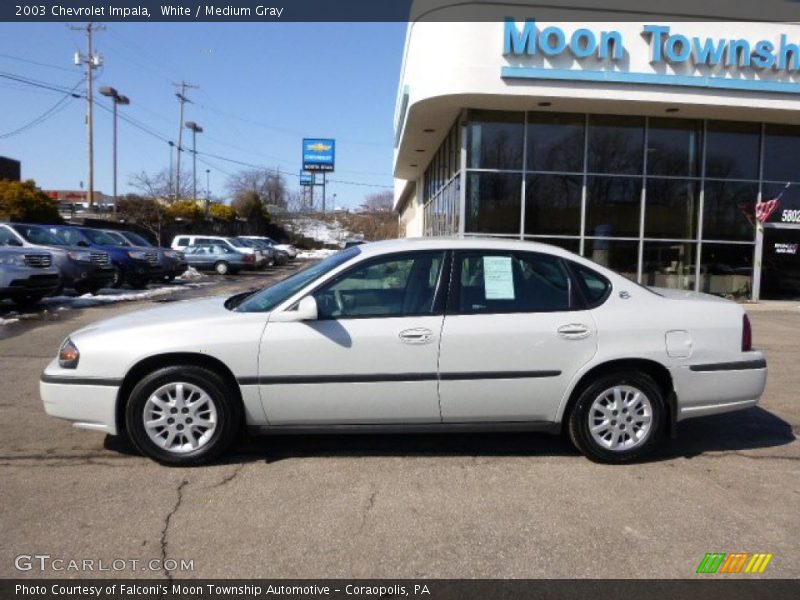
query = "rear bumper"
(671, 355, 767, 421)
(40, 375, 120, 435)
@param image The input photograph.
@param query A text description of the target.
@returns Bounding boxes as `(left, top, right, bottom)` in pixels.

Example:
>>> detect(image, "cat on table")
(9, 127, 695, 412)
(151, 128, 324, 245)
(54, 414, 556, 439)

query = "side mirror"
(6, 238, 23, 247)
(77, 241, 89, 247)
(271, 296, 318, 323)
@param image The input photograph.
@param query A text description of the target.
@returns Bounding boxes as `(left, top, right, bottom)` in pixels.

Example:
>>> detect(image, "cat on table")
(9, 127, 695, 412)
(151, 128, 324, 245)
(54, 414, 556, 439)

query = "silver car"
(0, 246, 62, 305)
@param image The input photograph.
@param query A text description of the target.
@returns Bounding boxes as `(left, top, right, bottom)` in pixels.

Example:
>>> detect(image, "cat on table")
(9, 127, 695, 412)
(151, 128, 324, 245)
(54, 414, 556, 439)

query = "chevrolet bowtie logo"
(697, 552, 773, 574)
(307, 143, 331, 152)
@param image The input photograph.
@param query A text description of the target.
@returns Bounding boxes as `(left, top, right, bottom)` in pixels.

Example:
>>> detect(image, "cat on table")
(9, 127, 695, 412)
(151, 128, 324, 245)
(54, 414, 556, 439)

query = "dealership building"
(393, 9, 800, 300)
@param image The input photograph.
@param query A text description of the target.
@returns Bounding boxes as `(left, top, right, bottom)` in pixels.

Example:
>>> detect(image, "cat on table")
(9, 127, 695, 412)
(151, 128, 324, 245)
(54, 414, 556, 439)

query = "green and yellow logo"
(697, 553, 773, 574)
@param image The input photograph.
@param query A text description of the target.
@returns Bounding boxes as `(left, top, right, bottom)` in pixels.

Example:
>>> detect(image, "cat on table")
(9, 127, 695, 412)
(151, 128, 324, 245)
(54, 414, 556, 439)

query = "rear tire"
(568, 370, 664, 464)
(214, 261, 230, 275)
(125, 365, 242, 466)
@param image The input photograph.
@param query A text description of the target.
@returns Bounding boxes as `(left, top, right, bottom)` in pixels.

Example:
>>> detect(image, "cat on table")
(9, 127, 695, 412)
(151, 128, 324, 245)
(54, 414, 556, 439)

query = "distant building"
(0, 156, 21, 181)
(45, 190, 114, 211)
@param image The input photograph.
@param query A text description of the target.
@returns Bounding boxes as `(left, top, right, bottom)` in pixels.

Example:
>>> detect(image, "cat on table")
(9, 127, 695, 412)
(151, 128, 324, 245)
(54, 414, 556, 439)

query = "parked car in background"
(103, 230, 188, 282)
(171, 235, 267, 269)
(39, 238, 767, 466)
(47, 226, 160, 289)
(240, 235, 297, 259)
(183, 243, 254, 274)
(237, 237, 282, 265)
(0, 245, 61, 305)
(343, 239, 366, 249)
(0, 224, 114, 295)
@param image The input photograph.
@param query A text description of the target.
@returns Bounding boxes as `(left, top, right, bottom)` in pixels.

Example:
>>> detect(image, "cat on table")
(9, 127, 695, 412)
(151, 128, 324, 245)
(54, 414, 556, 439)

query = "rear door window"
(455, 251, 575, 314)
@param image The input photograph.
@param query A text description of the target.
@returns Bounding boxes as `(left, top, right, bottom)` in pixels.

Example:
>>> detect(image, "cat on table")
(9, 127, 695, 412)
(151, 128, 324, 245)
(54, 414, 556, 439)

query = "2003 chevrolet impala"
(41, 238, 767, 465)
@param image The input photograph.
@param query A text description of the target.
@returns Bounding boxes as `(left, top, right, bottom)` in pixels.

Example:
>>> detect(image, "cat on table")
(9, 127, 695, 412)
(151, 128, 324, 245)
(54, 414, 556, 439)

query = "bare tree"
(361, 190, 394, 212)
(128, 169, 192, 202)
(116, 194, 171, 244)
(226, 168, 287, 209)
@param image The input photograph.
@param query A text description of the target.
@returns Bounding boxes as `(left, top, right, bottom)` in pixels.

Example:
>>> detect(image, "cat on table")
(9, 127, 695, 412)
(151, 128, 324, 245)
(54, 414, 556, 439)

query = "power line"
(0, 71, 81, 95)
(0, 53, 75, 73)
(0, 79, 83, 139)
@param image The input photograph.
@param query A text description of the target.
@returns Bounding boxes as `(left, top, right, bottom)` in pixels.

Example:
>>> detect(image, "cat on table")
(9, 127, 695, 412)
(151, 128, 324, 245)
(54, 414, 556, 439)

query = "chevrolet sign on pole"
(302, 138, 335, 172)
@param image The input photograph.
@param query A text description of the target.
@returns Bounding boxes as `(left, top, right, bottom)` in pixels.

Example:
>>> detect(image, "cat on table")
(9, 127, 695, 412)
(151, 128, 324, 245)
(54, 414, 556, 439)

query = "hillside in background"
(279, 211, 398, 249)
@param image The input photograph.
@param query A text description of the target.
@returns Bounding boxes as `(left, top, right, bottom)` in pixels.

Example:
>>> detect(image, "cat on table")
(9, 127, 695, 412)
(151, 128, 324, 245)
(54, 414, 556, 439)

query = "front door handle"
(557, 323, 591, 340)
(399, 328, 434, 345)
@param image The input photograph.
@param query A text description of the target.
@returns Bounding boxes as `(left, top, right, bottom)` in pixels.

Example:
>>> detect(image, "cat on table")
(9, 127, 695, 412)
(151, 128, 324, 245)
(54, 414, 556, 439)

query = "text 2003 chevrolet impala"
(41, 238, 767, 465)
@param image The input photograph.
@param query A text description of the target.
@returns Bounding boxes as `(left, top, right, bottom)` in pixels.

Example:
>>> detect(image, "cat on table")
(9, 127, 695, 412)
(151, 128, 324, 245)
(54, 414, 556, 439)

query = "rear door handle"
(557, 324, 591, 340)
(399, 328, 434, 345)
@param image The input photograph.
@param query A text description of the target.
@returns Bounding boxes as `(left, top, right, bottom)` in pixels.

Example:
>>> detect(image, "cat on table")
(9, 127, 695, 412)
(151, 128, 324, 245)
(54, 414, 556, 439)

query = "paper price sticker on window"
(483, 256, 515, 300)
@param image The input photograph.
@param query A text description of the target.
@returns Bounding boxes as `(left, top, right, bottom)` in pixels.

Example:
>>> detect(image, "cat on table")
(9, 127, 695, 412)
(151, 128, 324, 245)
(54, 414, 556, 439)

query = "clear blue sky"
(0, 22, 407, 208)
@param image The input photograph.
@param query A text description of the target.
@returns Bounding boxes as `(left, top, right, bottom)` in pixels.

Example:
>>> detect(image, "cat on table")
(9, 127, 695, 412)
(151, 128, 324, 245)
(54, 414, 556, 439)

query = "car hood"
(71, 296, 234, 338)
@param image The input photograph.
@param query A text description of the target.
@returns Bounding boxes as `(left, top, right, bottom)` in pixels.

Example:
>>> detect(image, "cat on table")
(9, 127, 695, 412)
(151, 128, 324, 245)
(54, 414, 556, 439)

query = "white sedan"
(40, 238, 767, 465)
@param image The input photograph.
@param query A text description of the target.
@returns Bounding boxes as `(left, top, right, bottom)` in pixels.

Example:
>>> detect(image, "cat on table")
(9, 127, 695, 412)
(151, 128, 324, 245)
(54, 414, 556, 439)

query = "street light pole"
(168, 141, 175, 200)
(184, 121, 203, 204)
(99, 86, 129, 214)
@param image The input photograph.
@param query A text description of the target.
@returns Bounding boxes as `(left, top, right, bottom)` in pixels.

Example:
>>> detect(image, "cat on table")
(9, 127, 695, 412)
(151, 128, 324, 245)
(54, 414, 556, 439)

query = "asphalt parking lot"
(0, 272, 797, 579)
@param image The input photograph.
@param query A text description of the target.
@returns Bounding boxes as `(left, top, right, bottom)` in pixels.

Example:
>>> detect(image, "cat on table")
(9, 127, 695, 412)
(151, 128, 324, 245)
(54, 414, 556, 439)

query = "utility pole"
(205, 169, 211, 218)
(173, 81, 198, 201)
(71, 22, 104, 209)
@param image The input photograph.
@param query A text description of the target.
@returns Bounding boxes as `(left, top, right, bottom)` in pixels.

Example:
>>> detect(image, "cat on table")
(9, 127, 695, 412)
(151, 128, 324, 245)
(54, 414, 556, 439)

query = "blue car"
(47, 226, 161, 289)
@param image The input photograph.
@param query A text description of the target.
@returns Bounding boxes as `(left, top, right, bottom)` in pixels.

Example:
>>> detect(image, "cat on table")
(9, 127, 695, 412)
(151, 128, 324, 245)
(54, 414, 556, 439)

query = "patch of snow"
(296, 249, 339, 260)
(40, 283, 211, 309)
(285, 217, 353, 247)
(176, 266, 206, 281)
(0, 317, 20, 326)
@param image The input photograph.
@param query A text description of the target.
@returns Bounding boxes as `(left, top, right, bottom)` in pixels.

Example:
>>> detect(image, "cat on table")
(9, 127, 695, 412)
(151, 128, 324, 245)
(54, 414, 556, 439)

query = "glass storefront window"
(587, 115, 645, 174)
(585, 176, 642, 238)
(763, 124, 800, 184)
(525, 237, 581, 254)
(702, 180, 758, 242)
(647, 118, 702, 177)
(699, 243, 754, 299)
(465, 172, 522, 234)
(526, 112, 585, 172)
(466, 110, 524, 170)
(705, 121, 760, 180)
(525, 174, 582, 236)
(584, 239, 639, 282)
(644, 178, 699, 240)
(642, 242, 697, 290)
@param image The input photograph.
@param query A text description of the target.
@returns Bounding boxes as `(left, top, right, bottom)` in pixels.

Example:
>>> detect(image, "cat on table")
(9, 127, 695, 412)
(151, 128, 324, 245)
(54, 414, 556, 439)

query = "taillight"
(742, 314, 752, 352)
(244, 254, 255, 263)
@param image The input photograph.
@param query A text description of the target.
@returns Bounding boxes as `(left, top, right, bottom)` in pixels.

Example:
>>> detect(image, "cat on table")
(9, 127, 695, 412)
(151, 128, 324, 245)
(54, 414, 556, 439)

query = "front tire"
(568, 370, 663, 464)
(125, 365, 242, 466)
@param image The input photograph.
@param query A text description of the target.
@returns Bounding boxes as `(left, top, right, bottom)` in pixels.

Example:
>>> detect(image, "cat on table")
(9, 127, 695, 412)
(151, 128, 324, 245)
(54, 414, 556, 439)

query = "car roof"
(352, 236, 622, 280)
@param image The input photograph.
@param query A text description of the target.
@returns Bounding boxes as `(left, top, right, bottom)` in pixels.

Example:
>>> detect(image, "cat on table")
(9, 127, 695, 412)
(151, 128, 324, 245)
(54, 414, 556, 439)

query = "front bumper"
(40, 373, 120, 435)
(671, 354, 767, 421)
(0, 269, 61, 297)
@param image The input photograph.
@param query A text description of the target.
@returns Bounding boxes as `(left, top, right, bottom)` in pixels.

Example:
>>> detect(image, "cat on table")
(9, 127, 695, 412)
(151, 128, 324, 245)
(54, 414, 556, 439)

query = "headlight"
(164, 250, 178, 259)
(58, 338, 80, 369)
(0, 254, 24, 266)
(67, 250, 92, 262)
(127, 250, 147, 259)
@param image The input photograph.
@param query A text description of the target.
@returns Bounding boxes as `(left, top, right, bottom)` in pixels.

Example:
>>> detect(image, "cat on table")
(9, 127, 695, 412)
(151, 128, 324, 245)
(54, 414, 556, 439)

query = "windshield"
(12, 224, 65, 246)
(238, 238, 258, 248)
(237, 247, 360, 313)
(81, 228, 120, 246)
(103, 231, 130, 246)
(123, 232, 153, 247)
